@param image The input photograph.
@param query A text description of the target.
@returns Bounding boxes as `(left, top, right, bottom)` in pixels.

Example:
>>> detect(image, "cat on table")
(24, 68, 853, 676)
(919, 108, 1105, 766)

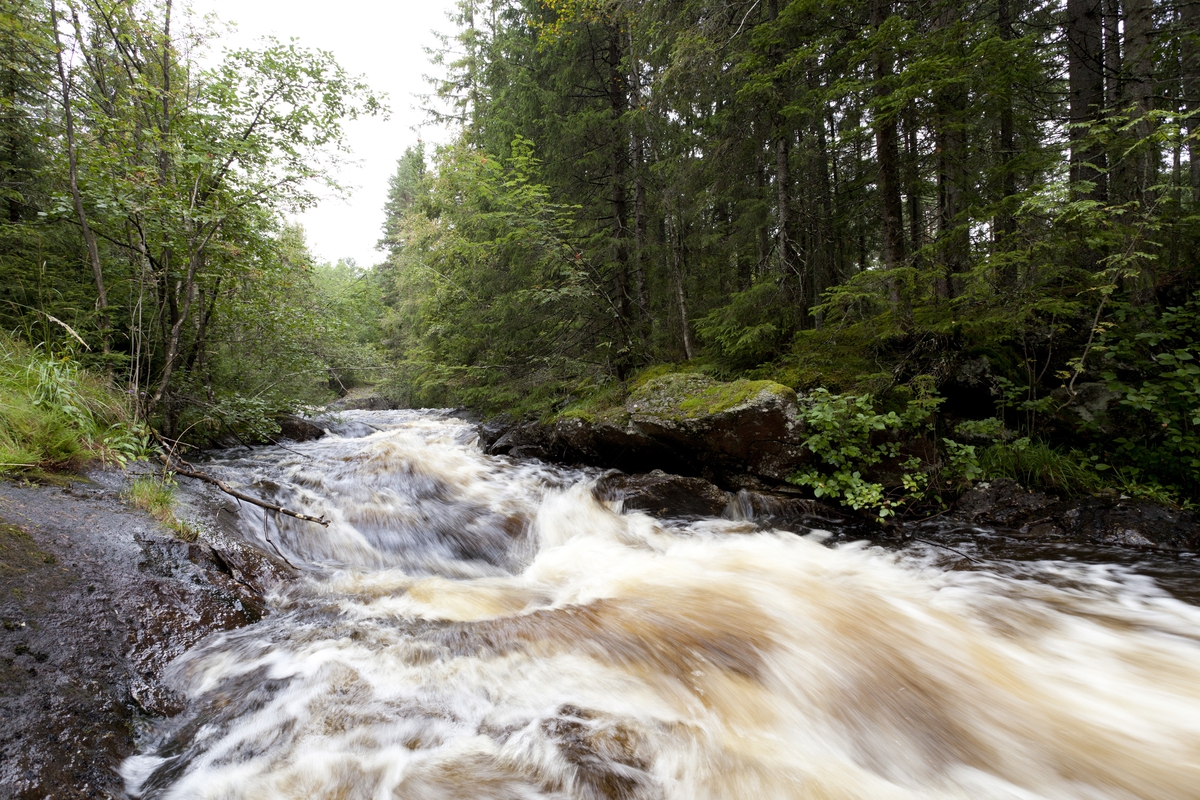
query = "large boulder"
(488, 374, 811, 490)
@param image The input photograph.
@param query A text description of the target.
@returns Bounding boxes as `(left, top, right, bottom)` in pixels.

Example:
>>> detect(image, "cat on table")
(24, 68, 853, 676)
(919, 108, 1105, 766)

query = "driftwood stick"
(159, 453, 330, 527)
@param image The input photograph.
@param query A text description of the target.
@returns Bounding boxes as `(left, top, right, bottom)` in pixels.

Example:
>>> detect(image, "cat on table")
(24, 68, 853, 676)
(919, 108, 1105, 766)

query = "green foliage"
(787, 386, 943, 519)
(979, 439, 1103, 498)
(1096, 292, 1200, 494)
(380, 136, 604, 411)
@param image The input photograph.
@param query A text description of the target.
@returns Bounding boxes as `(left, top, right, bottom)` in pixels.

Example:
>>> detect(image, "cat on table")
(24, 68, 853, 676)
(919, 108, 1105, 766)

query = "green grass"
(979, 441, 1103, 498)
(124, 474, 198, 541)
(0, 335, 149, 479)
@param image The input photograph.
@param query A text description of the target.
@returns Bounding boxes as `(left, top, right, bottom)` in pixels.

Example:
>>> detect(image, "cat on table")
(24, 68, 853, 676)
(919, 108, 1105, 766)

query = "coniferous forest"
(379, 0, 1200, 501)
(1, 0, 1199, 505)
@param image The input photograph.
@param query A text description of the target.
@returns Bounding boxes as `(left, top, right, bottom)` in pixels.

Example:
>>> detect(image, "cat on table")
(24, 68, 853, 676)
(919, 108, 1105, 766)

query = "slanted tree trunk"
(50, 0, 109, 353)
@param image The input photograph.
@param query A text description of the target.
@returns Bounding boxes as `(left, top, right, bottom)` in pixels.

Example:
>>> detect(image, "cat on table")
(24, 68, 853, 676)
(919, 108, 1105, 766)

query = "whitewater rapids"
(123, 410, 1200, 800)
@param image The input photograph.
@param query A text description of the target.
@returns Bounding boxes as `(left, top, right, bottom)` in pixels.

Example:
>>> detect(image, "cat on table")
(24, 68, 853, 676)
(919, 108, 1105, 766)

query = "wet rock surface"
(593, 470, 732, 518)
(952, 478, 1198, 550)
(0, 474, 290, 799)
(276, 414, 327, 442)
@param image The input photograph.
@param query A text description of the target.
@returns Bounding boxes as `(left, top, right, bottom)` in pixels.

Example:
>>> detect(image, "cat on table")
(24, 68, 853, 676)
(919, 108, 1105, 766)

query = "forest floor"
(0, 470, 286, 799)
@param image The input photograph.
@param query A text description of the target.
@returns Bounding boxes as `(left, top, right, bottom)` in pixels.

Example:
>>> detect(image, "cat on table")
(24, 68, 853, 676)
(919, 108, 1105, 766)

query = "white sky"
(193, 0, 458, 268)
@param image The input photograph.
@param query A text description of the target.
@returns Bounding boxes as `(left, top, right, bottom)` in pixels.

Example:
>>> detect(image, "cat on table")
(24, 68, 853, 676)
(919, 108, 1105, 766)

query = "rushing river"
(123, 410, 1200, 800)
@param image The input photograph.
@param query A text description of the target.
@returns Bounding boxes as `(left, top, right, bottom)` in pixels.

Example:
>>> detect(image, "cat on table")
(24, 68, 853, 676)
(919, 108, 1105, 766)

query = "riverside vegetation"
(2, 0, 1199, 522)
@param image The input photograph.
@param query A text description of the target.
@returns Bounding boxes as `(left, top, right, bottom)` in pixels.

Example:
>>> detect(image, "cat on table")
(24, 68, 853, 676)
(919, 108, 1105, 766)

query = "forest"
(1, 0, 1198, 505)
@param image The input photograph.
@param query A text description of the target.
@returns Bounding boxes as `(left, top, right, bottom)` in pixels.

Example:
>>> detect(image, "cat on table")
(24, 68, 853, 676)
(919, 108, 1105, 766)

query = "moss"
(628, 372, 795, 420)
(557, 383, 631, 426)
(0, 522, 56, 577)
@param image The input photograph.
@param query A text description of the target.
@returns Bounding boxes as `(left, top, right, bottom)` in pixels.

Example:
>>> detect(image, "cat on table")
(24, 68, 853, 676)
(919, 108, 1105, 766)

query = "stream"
(123, 410, 1200, 799)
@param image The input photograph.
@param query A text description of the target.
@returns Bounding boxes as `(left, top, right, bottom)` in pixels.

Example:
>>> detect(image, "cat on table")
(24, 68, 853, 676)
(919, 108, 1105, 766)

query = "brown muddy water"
(123, 410, 1200, 799)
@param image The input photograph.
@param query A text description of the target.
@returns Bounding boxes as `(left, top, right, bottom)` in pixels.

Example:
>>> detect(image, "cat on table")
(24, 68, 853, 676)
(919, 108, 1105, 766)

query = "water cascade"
(124, 411, 1200, 799)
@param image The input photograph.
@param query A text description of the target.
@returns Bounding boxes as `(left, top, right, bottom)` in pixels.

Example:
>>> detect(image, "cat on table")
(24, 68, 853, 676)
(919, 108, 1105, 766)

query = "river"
(123, 410, 1200, 799)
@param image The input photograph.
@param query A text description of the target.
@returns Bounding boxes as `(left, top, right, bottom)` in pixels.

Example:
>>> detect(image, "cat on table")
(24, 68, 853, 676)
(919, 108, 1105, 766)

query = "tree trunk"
(1185, 0, 1200, 200)
(668, 213, 693, 360)
(997, 0, 1018, 288)
(1067, 0, 1108, 201)
(50, 0, 109, 352)
(1124, 0, 1156, 201)
(934, 0, 967, 301)
(607, 22, 632, 376)
(872, 0, 906, 313)
(626, 28, 651, 344)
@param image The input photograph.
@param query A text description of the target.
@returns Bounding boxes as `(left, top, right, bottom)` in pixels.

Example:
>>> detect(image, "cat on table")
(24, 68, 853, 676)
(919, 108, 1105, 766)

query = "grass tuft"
(123, 474, 198, 541)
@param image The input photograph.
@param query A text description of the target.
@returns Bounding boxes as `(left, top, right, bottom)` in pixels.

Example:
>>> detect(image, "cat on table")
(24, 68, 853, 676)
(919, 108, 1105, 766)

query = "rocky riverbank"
(0, 470, 291, 799)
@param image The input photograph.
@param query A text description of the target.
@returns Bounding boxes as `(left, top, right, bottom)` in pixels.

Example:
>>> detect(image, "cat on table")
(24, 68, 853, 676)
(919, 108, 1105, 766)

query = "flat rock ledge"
(0, 473, 292, 799)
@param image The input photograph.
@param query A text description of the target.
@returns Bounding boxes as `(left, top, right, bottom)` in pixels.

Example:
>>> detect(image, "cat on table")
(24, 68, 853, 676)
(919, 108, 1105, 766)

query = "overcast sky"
(194, 0, 457, 268)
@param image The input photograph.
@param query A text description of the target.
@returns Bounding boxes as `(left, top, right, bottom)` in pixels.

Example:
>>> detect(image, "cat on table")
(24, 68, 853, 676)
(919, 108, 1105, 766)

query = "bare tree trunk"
(667, 213, 693, 360)
(996, 0, 1018, 289)
(1068, 0, 1108, 201)
(934, 0, 966, 301)
(626, 28, 651, 343)
(1124, 0, 1157, 201)
(50, 0, 109, 353)
(872, 0, 906, 313)
(607, 22, 632, 377)
(1185, 0, 1200, 200)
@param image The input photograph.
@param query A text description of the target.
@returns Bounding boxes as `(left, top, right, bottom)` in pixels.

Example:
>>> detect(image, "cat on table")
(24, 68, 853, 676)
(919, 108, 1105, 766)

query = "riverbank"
(0, 469, 290, 798)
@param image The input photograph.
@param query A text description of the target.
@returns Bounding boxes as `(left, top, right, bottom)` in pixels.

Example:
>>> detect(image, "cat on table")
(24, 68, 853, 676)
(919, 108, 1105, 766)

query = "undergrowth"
(0, 335, 152, 478)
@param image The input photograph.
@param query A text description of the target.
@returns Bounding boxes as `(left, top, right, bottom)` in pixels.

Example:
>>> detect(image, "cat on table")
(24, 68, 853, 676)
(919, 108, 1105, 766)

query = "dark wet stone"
(276, 414, 326, 442)
(0, 475, 289, 798)
(952, 478, 1198, 550)
(593, 471, 732, 518)
(953, 479, 1055, 527)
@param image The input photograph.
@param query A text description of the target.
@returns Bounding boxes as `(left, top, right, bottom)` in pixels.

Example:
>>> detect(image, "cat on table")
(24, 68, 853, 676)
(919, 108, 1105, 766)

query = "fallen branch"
(158, 452, 330, 527)
(150, 429, 329, 527)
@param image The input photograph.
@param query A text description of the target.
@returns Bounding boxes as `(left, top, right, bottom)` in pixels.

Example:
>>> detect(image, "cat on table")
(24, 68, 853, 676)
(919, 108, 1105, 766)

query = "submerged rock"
(276, 414, 326, 442)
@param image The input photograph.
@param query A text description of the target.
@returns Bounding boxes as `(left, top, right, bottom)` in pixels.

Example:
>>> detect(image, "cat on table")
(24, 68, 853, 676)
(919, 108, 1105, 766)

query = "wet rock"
(624, 373, 808, 481)
(954, 479, 1055, 527)
(952, 478, 1198, 550)
(1058, 497, 1197, 550)
(0, 475, 289, 798)
(488, 374, 810, 490)
(594, 471, 731, 518)
(490, 422, 553, 461)
(276, 414, 326, 442)
(728, 489, 859, 534)
(326, 393, 399, 411)
(478, 413, 517, 451)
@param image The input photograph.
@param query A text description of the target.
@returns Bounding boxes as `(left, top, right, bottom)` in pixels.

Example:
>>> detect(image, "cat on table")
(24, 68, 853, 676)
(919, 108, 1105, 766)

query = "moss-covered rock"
(625, 373, 797, 421)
